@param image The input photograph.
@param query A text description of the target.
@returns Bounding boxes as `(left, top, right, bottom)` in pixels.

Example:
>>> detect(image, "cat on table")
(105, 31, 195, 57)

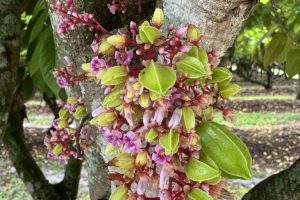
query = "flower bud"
(101, 66, 128, 86)
(99, 41, 115, 55)
(53, 143, 63, 156)
(58, 119, 67, 129)
(182, 106, 195, 131)
(58, 108, 69, 121)
(136, 150, 150, 167)
(130, 21, 137, 33)
(73, 105, 87, 120)
(109, 185, 128, 200)
(67, 96, 78, 105)
(187, 24, 201, 43)
(112, 153, 135, 170)
(107, 34, 127, 49)
(102, 87, 123, 108)
(145, 128, 158, 143)
(139, 93, 150, 108)
(137, 173, 148, 195)
(174, 26, 187, 38)
(152, 8, 164, 27)
(89, 112, 116, 127)
(105, 143, 121, 155)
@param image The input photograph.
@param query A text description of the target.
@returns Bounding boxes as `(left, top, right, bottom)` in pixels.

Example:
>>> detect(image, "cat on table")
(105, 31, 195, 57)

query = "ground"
(0, 81, 299, 200)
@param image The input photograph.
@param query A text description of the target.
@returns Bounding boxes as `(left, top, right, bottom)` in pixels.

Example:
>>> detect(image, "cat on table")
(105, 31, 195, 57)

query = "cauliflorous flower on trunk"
(121, 103, 134, 127)
(168, 108, 182, 128)
(123, 131, 141, 153)
(90, 56, 106, 74)
(103, 129, 123, 146)
(137, 172, 149, 195)
(115, 49, 133, 65)
(152, 145, 172, 165)
(152, 106, 166, 125)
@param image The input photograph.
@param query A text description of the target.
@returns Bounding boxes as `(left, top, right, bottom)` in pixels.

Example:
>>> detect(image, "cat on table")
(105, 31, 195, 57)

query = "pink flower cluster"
(50, 2, 239, 199)
(108, 0, 142, 14)
(44, 98, 90, 162)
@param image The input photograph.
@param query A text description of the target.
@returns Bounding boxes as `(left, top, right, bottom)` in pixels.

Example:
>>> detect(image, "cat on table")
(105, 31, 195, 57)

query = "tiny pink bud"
(175, 26, 187, 38)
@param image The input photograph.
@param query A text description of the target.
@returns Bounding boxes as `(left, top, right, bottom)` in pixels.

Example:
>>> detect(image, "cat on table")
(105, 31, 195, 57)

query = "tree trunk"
(0, 0, 21, 137)
(242, 158, 300, 200)
(48, 0, 257, 199)
(296, 77, 300, 100)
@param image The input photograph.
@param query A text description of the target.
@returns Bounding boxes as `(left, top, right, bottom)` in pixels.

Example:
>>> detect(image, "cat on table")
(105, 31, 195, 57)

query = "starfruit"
(145, 128, 158, 143)
(59, 108, 69, 120)
(139, 60, 176, 95)
(159, 129, 180, 155)
(53, 143, 63, 156)
(99, 41, 115, 55)
(139, 93, 150, 108)
(182, 106, 195, 131)
(109, 185, 129, 200)
(106, 34, 127, 49)
(186, 46, 208, 67)
(139, 22, 161, 44)
(58, 119, 67, 129)
(101, 66, 128, 86)
(176, 56, 205, 79)
(73, 106, 87, 120)
(112, 153, 135, 170)
(196, 122, 252, 179)
(89, 112, 116, 127)
(136, 150, 150, 167)
(67, 96, 78, 105)
(105, 143, 121, 156)
(102, 87, 123, 108)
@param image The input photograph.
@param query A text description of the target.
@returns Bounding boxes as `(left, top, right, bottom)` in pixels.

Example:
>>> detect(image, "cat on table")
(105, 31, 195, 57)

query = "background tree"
(1, 0, 82, 199)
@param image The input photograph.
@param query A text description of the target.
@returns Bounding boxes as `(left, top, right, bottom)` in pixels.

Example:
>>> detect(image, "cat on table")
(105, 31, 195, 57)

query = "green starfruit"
(188, 188, 214, 200)
(182, 106, 195, 131)
(159, 129, 180, 155)
(176, 56, 205, 78)
(89, 112, 116, 127)
(102, 87, 123, 108)
(219, 83, 240, 98)
(101, 66, 128, 86)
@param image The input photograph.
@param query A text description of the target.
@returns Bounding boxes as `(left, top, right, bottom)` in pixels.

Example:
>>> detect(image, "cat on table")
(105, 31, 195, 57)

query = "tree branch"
(242, 158, 300, 200)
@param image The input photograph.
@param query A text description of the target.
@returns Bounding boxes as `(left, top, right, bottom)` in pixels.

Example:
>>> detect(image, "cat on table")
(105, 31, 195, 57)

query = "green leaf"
(185, 158, 220, 182)
(202, 107, 213, 122)
(182, 106, 195, 131)
(188, 188, 214, 200)
(139, 26, 161, 44)
(176, 56, 205, 79)
(263, 32, 289, 67)
(219, 83, 240, 98)
(101, 66, 128, 85)
(159, 130, 180, 155)
(210, 67, 232, 85)
(286, 49, 300, 78)
(102, 87, 123, 108)
(139, 60, 176, 95)
(196, 122, 252, 179)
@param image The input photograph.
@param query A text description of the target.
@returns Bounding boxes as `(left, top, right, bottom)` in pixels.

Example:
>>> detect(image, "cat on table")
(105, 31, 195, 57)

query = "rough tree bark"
(48, 0, 257, 199)
(243, 158, 300, 200)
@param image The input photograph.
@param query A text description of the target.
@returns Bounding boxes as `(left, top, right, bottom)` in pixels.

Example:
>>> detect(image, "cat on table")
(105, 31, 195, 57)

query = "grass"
(231, 95, 294, 101)
(215, 111, 300, 127)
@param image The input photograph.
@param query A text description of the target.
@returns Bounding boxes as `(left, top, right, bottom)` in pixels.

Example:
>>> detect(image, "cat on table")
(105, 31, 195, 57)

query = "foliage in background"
(232, 0, 300, 92)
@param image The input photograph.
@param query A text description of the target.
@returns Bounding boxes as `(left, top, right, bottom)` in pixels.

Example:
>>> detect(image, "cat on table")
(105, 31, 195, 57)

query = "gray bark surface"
(48, 0, 257, 199)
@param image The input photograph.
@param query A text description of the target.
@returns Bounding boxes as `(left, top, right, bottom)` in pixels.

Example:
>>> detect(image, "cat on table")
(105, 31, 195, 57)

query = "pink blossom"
(103, 129, 123, 146)
(137, 173, 148, 195)
(159, 164, 172, 189)
(123, 131, 141, 153)
(92, 107, 105, 117)
(115, 49, 133, 65)
(168, 108, 182, 128)
(143, 109, 152, 127)
(90, 57, 105, 74)
(152, 106, 165, 125)
(122, 103, 134, 127)
(152, 145, 172, 165)
(159, 190, 171, 200)
(174, 26, 187, 38)
(57, 76, 68, 88)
